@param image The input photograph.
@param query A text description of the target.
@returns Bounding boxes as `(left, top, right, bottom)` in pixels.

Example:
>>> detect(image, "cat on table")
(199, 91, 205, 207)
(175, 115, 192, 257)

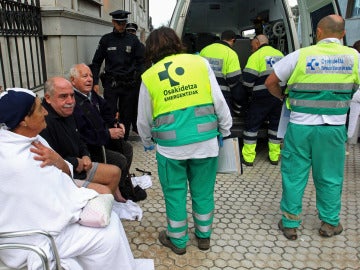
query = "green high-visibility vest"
(286, 42, 359, 115)
(142, 54, 219, 147)
(200, 42, 241, 92)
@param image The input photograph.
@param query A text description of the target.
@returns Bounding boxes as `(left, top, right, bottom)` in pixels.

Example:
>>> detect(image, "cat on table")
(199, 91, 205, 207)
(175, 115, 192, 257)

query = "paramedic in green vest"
(137, 27, 232, 254)
(200, 30, 247, 115)
(265, 14, 360, 240)
(242, 34, 285, 166)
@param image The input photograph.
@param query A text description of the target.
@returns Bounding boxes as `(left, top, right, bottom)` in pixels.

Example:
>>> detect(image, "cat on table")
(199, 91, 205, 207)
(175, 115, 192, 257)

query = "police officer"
(91, 10, 145, 140)
(241, 34, 285, 166)
(126, 22, 138, 35)
(265, 14, 360, 240)
(200, 30, 247, 114)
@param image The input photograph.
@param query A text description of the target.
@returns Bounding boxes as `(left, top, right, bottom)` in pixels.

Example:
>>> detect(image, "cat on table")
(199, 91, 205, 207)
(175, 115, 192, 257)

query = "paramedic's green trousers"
(156, 152, 217, 248)
(280, 123, 347, 228)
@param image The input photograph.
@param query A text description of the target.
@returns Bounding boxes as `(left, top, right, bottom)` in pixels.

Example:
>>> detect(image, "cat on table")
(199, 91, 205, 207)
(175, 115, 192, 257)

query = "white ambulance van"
(169, 0, 342, 137)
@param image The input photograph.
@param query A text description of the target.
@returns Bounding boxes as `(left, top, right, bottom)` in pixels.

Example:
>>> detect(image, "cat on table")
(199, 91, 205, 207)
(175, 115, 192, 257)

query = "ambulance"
(169, 0, 342, 137)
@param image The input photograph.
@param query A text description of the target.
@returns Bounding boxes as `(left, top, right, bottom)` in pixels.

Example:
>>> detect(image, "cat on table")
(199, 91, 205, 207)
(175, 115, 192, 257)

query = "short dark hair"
(353, 40, 360, 53)
(221, 30, 236, 41)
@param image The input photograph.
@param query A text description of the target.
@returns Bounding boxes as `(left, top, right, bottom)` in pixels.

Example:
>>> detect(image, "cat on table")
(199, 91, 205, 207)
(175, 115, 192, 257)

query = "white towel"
(131, 175, 152, 189)
(348, 89, 360, 138)
(112, 200, 143, 221)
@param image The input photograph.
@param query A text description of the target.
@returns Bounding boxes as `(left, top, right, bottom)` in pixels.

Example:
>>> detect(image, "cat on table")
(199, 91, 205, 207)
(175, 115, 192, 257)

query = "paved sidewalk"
(123, 136, 360, 270)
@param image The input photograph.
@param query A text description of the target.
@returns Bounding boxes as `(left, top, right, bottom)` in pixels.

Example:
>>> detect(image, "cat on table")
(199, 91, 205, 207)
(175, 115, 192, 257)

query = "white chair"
(0, 230, 61, 270)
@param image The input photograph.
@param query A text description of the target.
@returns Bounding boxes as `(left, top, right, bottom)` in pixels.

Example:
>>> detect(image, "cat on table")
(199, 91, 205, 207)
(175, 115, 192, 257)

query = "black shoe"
(196, 236, 210, 250)
(269, 156, 279, 165)
(158, 231, 186, 255)
(269, 159, 279, 165)
(242, 159, 253, 166)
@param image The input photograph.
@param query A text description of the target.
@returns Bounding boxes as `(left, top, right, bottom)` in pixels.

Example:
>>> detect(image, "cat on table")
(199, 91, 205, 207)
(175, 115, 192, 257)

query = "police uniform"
(242, 44, 285, 165)
(91, 10, 145, 140)
(273, 38, 359, 230)
(199, 32, 246, 113)
(126, 22, 138, 33)
(138, 54, 232, 249)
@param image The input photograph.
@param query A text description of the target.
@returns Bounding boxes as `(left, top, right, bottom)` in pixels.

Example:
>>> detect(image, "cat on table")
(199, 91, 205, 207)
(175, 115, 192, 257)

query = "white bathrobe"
(0, 130, 154, 270)
(348, 89, 360, 139)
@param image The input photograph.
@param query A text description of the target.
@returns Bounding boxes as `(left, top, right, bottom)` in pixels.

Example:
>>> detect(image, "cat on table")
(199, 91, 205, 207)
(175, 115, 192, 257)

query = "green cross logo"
(158, 61, 185, 87)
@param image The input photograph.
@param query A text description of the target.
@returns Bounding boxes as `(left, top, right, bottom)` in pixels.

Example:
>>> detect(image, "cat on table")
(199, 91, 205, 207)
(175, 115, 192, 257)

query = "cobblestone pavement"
(124, 135, 360, 270)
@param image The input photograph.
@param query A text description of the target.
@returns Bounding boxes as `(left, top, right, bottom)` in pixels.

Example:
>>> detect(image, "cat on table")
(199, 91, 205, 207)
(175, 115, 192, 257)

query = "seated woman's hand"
(30, 141, 71, 175)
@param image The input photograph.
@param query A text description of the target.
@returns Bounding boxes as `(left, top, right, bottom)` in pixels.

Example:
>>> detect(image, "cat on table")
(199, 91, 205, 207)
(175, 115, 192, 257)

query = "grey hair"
(44, 77, 56, 95)
(69, 63, 88, 79)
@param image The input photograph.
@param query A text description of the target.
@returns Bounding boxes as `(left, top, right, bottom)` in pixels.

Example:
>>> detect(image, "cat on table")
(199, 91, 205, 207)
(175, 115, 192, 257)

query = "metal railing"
(0, 0, 47, 92)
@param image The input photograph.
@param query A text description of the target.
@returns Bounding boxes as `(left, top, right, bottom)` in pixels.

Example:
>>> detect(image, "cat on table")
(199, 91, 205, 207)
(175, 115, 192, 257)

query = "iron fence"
(0, 0, 46, 92)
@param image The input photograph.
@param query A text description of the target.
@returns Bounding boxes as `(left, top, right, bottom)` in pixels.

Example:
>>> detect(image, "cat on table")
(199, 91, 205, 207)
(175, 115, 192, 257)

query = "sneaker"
(196, 236, 210, 250)
(319, 222, 343, 237)
(278, 220, 297, 240)
(158, 230, 186, 255)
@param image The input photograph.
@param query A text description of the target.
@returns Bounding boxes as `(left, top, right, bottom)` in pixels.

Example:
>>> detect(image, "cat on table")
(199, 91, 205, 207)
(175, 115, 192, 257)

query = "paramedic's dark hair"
(221, 30, 236, 41)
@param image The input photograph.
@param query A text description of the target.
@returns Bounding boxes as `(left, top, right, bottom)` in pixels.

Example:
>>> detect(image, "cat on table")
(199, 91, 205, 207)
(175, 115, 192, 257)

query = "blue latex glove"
(218, 135, 224, 147)
(144, 145, 155, 151)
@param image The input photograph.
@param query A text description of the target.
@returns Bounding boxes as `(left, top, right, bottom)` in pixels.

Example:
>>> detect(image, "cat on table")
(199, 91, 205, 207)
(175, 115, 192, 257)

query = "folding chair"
(0, 230, 61, 270)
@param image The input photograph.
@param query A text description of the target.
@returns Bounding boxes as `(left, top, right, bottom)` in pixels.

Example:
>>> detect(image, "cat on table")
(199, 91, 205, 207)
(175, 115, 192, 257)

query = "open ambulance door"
(169, 0, 190, 37)
(297, 0, 342, 47)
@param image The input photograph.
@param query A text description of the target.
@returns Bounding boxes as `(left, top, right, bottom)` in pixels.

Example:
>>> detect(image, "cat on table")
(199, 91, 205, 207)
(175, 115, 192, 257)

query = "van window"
(242, 29, 256, 39)
(170, 0, 299, 66)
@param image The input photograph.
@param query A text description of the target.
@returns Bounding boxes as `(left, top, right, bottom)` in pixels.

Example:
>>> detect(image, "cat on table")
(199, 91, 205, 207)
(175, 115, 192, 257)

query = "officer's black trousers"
(104, 85, 138, 140)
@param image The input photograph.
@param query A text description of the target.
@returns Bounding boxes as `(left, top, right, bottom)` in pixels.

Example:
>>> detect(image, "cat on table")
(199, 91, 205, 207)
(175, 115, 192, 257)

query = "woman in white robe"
(0, 88, 153, 270)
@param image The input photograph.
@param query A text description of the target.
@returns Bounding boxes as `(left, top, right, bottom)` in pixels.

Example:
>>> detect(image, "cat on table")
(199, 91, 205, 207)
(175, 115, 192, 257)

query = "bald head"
(251, 34, 269, 52)
(316, 14, 345, 42)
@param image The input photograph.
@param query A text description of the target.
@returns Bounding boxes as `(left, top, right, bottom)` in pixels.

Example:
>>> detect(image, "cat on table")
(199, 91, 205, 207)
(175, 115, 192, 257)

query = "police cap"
(110, 10, 131, 21)
(126, 22, 138, 32)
